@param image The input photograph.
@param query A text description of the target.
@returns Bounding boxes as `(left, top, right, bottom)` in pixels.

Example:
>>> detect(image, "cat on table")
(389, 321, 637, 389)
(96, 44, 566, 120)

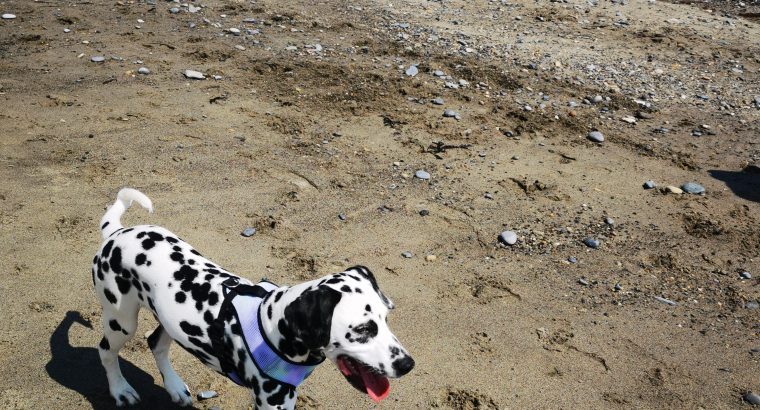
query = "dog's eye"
(353, 320, 378, 336)
(354, 324, 370, 334)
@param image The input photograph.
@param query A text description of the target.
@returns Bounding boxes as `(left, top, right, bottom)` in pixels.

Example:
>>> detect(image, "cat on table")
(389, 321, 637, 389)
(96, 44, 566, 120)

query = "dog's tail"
(100, 188, 153, 239)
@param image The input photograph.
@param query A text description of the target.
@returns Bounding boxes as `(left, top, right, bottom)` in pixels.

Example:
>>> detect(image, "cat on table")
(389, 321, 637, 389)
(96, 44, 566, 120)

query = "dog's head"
(267, 266, 414, 402)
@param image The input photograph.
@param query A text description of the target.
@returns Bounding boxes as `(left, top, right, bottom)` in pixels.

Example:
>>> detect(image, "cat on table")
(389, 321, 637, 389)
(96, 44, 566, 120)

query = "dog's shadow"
(709, 169, 760, 203)
(46, 311, 193, 409)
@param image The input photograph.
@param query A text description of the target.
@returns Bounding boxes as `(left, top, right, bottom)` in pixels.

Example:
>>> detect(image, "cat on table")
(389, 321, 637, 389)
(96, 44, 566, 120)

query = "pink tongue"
(337, 357, 390, 403)
(358, 364, 390, 403)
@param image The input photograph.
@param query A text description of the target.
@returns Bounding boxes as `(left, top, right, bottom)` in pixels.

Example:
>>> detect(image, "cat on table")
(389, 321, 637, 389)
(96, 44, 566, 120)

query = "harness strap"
(212, 277, 320, 388)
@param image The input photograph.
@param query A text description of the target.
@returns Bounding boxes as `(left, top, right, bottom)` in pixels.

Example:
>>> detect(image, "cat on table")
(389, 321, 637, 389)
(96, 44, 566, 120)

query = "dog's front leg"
(253, 383, 297, 410)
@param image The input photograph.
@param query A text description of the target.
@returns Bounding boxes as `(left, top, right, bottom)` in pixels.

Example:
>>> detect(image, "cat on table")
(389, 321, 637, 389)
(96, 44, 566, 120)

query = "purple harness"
(223, 280, 320, 387)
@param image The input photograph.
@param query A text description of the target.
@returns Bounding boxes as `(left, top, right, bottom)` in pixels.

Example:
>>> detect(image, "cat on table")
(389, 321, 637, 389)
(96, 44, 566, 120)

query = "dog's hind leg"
(97, 299, 141, 407)
(148, 325, 193, 406)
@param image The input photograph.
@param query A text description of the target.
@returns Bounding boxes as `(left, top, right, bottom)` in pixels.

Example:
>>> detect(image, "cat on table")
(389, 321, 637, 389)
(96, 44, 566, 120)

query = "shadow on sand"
(709, 169, 760, 203)
(46, 311, 191, 409)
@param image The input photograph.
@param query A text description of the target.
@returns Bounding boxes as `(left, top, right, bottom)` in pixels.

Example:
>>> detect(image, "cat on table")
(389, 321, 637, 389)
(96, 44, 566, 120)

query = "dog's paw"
(111, 381, 140, 407)
(164, 376, 193, 407)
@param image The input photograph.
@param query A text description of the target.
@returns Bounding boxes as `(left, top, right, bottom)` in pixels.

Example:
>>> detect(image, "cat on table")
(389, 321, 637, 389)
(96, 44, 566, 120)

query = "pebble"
(235, 45, 246, 51)
(228, 28, 241, 35)
(578, 278, 589, 286)
(654, 296, 677, 306)
(184, 69, 205, 79)
(90, 56, 105, 63)
(443, 109, 460, 120)
(498, 231, 518, 246)
(665, 186, 683, 194)
(583, 238, 600, 249)
(425, 255, 437, 262)
(419, 209, 429, 216)
(401, 251, 413, 258)
(197, 390, 218, 400)
(2, 13, 16, 19)
(587, 131, 604, 142)
(241, 227, 256, 237)
(63, 28, 71, 33)
(338, 213, 346, 221)
(414, 170, 430, 180)
(433, 70, 445, 77)
(746, 301, 759, 310)
(643, 180, 656, 189)
(743, 392, 760, 405)
(169, 7, 180, 14)
(405, 65, 418, 76)
(604, 217, 615, 226)
(138, 67, 150, 75)
(740, 271, 752, 280)
(681, 182, 705, 195)
(568, 256, 578, 264)
(431, 97, 444, 105)
(592, 95, 603, 103)
(621, 115, 637, 124)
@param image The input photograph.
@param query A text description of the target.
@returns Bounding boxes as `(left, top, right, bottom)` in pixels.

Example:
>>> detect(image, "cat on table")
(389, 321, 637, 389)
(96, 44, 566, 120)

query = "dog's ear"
(350, 265, 394, 309)
(278, 285, 342, 361)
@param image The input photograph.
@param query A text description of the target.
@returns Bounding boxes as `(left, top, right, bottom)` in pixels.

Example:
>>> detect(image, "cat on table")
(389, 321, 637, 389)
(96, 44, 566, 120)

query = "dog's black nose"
(392, 355, 415, 377)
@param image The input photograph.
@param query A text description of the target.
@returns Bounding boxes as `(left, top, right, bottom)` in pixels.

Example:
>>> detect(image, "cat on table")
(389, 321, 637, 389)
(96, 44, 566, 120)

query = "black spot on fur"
(175, 292, 186, 303)
(263, 380, 278, 393)
(208, 291, 219, 306)
(147, 232, 164, 242)
(267, 304, 273, 320)
(101, 221, 110, 229)
(101, 261, 110, 273)
(180, 321, 203, 337)
(122, 228, 134, 234)
(203, 310, 214, 324)
(103, 288, 117, 304)
(172, 246, 181, 252)
(187, 336, 214, 356)
(267, 385, 291, 406)
(341, 285, 352, 293)
(142, 282, 151, 292)
(166, 236, 179, 244)
(109, 247, 123, 273)
(147, 297, 156, 312)
(101, 240, 114, 258)
(115, 276, 131, 294)
(277, 286, 342, 363)
(274, 291, 284, 303)
(170, 252, 185, 264)
(135, 253, 146, 266)
(137, 232, 146, 239)
(109, 320, 122, 332)
(190, 249, 202, 257)
(365, 304, 372, 312)
(141, 239, 155, 250)
(188, 259, 195, 265)
(99, 337, 110, 350)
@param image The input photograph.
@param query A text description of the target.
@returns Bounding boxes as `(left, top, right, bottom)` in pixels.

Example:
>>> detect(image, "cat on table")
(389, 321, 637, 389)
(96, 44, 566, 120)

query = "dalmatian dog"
(92, 188, 414, 409)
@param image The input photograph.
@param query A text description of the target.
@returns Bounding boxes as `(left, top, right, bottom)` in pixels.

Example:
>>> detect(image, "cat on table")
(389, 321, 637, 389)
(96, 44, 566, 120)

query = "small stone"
(197, 390, 218, 400)
(241, 227, 256, 237)
(169, 7, 180, 14)
(681, 182, 705, 195)
(2, 13, 16, 19)
(431, 97, 444, 105)
(743, 392, 760, 405)
(484, 192, 493, 200)
(235, 45, 246, 51)
(587, 131, 604, 142)
(568, 256, 578, 264)
(228, 28, 241, 35)
(592, 95, 603, 103)
(401, 251, 413, 258)
(90, 56, 105, 63)
(338, 213, 346, 221)
(654, 296, 677, 306)
(604, 217, 615, 226)
(414, 170, 430, 180)
(184, 69, 205, 79)
(138, 67, 150, 75)
(499, 231, 518, 246)
(405, 65, 418, 76)
(419, 209, 429, 216)
(740, 271, 752, 280)
(578, 278, 589, 286)
(443, 109, 460, 120)
(582, 238, 600, 249)
(746, 301, 759, 310)
(665, 186, 683, 194)
(433, 70, 445, 77)
(621, 115, 637, 124)
(643, 180, 656, 189)
(425, 255, 437, 262)
(63, 28, 71, 33)
(188, 4, 200, 13)
(614, 283, 622, 292)
(285, 45, 298, 51)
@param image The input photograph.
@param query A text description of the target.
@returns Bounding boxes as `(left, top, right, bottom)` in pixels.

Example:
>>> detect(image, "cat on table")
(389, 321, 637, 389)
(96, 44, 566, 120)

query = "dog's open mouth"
(336, 355, 389, 403)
